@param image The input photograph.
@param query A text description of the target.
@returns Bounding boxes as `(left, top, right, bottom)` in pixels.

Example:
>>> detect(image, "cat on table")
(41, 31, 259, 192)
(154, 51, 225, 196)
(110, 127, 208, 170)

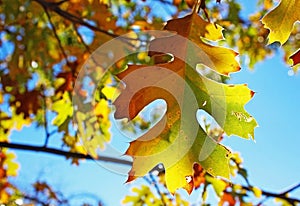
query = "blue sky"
(5, 0, 300, 205)
(225, 51, 300, 200)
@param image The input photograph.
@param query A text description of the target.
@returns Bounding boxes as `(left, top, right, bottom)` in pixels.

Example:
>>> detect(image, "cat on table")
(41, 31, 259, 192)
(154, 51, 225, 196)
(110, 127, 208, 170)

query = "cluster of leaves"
(0, 149, 19, 204)
(174, 0, 300, 70)
(116, 0, 300, 204)
(0, 150, 68, 205)
(0, 0, 116, 166)
(0, 0, 170, 162)
(0, 0, 300, 205)
(123, 152, 262, 206)
(0, 0, 170, 203)
(124, 150, 300, 206)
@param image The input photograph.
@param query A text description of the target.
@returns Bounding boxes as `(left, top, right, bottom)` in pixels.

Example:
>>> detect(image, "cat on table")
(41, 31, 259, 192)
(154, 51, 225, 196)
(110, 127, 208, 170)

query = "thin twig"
(150, 173, 168, 206)
(43, 6, 69, 64)
(244, 184, 300, 205)
(32, 0, 144, 49)
(73, 23, 92, 54)
(22, 195, 48, 206)
(33, 0, 123, 39)
(281, 182, 300, 195)
(41, 89, 50, 147)
(143, 175, 167, 206)
(255, 182, 300, 206)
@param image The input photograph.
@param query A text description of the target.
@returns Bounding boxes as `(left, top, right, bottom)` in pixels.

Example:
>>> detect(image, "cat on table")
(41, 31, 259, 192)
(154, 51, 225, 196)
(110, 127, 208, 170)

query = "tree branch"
(32, 0, 141, 47)
(41, 89, 51, 147)
(32, 0, 119, 38)
(0, 141, 132, 166)
(73, 23, 92, 54)
(144, 174, 167, 206)
(281, 182, 300, 195)
(240, 184, 300, 205)
(1, 141, 299, 204)
(22, 195, 48, 206)
(43, 6, 69, 63)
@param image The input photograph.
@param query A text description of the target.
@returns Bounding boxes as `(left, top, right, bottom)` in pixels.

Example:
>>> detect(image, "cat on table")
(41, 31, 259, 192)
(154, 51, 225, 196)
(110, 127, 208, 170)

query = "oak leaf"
(12, 90, 41, 118)
(262, 0, 300, 45)
(114, 12, 257, 194)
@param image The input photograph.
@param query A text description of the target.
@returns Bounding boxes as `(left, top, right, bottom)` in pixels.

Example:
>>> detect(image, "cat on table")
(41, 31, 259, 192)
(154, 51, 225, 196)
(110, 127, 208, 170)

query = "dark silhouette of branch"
(68, 193, 103, 205)
(1, 141, 300, 204)
(254, 182, 300, 206)
(32, 0, 142, 48)
(0, 141, 132, 166)
(43, 6, 69, 63)
(32, 0, 119, 38)
(40, 88, 51, 147)
(22, 195, 48, 206)
(282, 182, 300, 194)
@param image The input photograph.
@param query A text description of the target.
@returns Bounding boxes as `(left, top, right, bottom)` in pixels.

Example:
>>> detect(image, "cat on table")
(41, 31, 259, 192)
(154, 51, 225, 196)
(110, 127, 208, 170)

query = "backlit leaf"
(262, 0, 300, 45)
(290, 49, 300, 66)
(52, 92, 73, 126)
(114, 12, 257, 194)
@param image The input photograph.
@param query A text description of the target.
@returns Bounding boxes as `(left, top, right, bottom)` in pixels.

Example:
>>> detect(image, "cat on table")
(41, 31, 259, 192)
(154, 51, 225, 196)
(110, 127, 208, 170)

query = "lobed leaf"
(114, 12, 257, 194)
(115, 12, 257, 194)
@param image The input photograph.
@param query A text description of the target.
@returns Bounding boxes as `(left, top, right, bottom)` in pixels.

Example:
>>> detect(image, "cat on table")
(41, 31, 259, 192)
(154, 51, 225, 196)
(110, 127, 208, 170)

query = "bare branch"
(255, 182, 300, 206)
(281, 182, 300, 195)
(240, 184, 300, 205)
(0, 141, 132, 166)
(1, 141, 299, 204)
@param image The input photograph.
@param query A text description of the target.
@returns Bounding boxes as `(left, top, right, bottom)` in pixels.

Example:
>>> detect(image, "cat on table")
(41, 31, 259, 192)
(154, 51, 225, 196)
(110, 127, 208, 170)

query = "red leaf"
(13, 90, 41, 118)
(290, 49, 300, 66)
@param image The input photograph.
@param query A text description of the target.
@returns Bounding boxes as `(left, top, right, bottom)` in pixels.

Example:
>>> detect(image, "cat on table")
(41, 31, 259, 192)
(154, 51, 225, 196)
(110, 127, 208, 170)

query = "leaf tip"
(184, 176, 194, 194)
(125, 170, 137, 183)
(289, 49, 300, 67)
(250, 90, 255, 98)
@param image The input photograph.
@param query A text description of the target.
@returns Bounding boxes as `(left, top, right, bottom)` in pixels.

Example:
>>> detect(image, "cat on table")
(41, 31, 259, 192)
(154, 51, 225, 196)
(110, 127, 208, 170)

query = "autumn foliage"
(0, 0, 300, 205)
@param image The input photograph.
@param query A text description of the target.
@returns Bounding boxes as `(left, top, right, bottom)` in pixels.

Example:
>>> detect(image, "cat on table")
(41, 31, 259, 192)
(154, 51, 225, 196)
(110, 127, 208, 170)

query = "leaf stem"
(193, 0, 202, 14)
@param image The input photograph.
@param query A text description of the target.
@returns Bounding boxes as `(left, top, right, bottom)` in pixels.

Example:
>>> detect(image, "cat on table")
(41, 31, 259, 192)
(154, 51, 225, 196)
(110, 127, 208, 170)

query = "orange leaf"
(220, 192, 236, 206)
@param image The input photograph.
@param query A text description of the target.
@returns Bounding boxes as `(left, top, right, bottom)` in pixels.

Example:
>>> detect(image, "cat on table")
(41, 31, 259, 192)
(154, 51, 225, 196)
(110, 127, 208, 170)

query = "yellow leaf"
(0, 90, 3, 104)
(150, 13, 240, 76)
(13, 113, 31, 131)
(0, 190, 9, 204)
(262, 0, 300, 44)
(4, 151, 19, 177)
(52, 92, 73, 126)
(264, 0, 274, 10)
(101, 86, 119, 101)
(94, 99, 109, 120)
(77, 99, 111, 158)
(252, 186, 262, 198)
